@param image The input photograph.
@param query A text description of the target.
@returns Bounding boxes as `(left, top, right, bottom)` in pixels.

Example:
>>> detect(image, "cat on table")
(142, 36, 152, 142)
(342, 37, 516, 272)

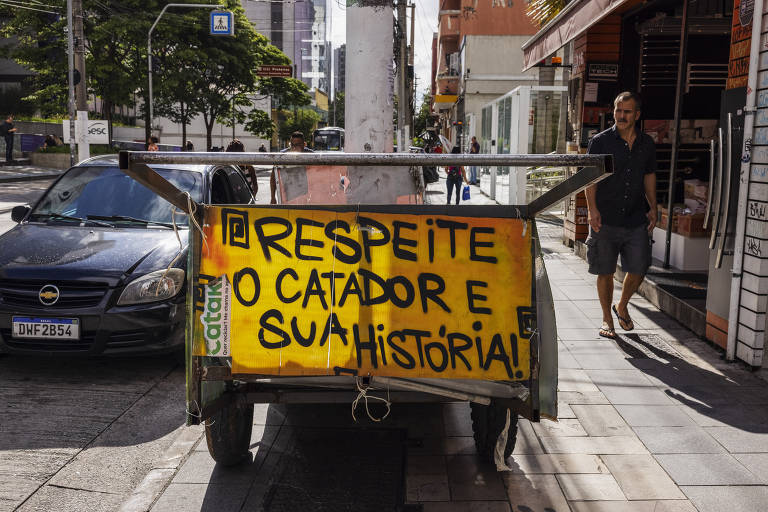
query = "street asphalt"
(1, 165, 766, 512)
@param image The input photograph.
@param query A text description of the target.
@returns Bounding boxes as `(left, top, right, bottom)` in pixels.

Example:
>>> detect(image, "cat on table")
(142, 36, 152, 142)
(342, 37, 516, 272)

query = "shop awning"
(433, 94, 458, 111)
(521, 0, 632, 71)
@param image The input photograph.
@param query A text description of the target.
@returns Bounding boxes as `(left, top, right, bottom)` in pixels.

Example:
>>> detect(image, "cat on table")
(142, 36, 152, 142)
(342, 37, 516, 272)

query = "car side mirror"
(11, 205, 31, 223)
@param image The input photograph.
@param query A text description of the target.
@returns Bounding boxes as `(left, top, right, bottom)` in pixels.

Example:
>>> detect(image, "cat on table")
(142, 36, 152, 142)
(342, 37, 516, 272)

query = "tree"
(526, 0, 567, 26)
(328, 91, 344, 128)
(278, 108, 321, 144)
(413, 90, 433, 146)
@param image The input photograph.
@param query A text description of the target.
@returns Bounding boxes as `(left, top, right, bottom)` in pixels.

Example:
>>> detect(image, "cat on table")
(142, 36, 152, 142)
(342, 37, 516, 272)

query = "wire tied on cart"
(159, 193, 208, 297)
(351, 376, 391, 423)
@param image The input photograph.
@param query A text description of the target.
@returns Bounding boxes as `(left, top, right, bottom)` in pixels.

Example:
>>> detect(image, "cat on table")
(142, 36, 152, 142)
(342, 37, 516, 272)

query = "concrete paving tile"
(571, 405, 633, 437)
(681, 485, 768, 512)
(532, 418, 588, 437)
(421, 501, 511, 512)
(172, 451, 261, 484)
(563, 339, 624, 354)
(734, 453, 768, 483)
(572, 354, 636, 370)
(585, 369, 654, 386)
(655, 453, 763, 485)
(705, 426, 768, 453)
(555, 314, 600, 329)
(558, 328, 604, 341)
(443, 436, 479, 455)
(598, 385, 676, 405)
(406, 473, 450, 502)
(558, 368, 600, 393)
(559, 285, 600, 300)
(502, 474, 570, 512)
(540, 436, 648, 455)
(568, 501, 697, 512)
(443, 402, 474, 437)
(507, 453, 608, 474)
(555, 473, 626, 501)
(676, 402, 768, 429)
(446, 456, 507, 500)
(558, 350, 582, 369)
(150, 483, 250, 512)
(407, 455, 447, 476)
(614, 405, 695, 427)
(513, 419, 544, 454)
(558, 391, 611, 405)
(602, 454, 685, 500)
(558, 401, 576, 419)
(733, 386, 768, 405)
(633, 427, 726, 454)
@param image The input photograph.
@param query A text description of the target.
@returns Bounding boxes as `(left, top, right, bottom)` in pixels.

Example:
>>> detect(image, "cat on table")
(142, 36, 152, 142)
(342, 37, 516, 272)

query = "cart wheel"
(470, 401, 518, 463)
(205, 401, 254, 466)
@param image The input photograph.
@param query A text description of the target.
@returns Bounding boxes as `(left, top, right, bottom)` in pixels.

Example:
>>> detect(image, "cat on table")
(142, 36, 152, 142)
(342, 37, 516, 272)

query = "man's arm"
(585, 185, 601, 232)
(644, 172, 657, 232)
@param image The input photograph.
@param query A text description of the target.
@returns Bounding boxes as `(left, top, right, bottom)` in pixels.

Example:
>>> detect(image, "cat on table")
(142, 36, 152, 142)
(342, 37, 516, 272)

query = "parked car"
(0, 155, 255, 356)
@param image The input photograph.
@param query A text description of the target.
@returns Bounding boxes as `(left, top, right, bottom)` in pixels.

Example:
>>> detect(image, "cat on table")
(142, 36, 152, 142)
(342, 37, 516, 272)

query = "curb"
(0, 172, 62, 184)
(119, 424, 204, 512)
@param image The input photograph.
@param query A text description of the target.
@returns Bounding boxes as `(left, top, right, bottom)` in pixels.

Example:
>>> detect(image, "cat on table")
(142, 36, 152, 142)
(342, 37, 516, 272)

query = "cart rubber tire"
(470, 401, 518, 463)
(205, 401, 254, 466)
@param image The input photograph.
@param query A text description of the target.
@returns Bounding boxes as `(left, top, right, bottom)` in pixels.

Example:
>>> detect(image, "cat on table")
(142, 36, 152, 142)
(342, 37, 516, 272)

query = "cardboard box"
(676, 213, 708, 237)
(684, 198, 707, 214)
(683, 179, 708, 202)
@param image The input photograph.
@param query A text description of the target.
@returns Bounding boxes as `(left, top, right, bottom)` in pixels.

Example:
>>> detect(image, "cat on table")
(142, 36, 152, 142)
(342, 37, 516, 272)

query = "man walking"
(271, 131, 313, 203)
(2, 115, 17, 163)
(469, 136, 480, 184)
(585, 91, 656, 339)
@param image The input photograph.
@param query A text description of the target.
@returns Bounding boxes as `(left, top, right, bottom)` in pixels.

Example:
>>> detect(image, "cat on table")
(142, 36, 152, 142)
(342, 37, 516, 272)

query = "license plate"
(12, 317, 80, 340)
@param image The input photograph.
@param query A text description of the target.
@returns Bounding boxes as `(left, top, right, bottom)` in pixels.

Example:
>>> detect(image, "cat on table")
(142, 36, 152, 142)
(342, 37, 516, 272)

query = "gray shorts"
(586, 223, 651, 276)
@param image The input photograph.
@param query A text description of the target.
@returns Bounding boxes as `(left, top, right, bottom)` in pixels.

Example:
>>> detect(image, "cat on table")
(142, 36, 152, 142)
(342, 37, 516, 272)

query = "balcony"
(440, 0, 460, 11)
(436, 75, 459, 96)
(438, 12, 460, 40)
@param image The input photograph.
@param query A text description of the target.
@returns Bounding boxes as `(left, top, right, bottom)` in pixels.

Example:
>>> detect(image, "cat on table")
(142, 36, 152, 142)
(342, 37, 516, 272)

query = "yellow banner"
(193, 207, 534, 381)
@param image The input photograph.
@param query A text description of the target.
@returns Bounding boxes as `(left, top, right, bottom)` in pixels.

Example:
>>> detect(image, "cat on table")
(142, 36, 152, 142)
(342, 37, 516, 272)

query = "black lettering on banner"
(221, 208, 249, 249)
(470, 227, 498, 263)
(333, 366, 359, 376)
(392, 221, 418, 261)
(424, 342, 449, 372)
(402, 329, 430, 367)
(290, 316, 316, 347)
(259, 309, 291, 348)
(387, 275, 415, 308)
(233, 267, 260, 306)
(483, 333, 514, 378)
(302, 269, 328, 310)
(295, 217, 325, 261)
(318, 313, 349, 346)
(321, 271, 344, 306)
(516, 306, 536, 339)
(276, 268, 300, 303)
(387, 331, 416, 369)
(358, 216, 390, 263)
(428, 226, 435, 263)
(466, 280, 492, 315)
(338, 272, 363, 307)
(325, 220, 362, 264)
(435, 218, 468, 257)
(417, 273, 451, 313)
(353, 324, 378, 368)
(194, 273, 216, 312)
(358, 268, 389, 306)
(508, 333, 519, 368)
(447, 332, 473, 370)
(253, 217, 293, 261)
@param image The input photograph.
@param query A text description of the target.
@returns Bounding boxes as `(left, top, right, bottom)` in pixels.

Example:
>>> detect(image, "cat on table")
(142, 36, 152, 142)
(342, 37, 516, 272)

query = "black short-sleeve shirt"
(587, 125, 656, 228)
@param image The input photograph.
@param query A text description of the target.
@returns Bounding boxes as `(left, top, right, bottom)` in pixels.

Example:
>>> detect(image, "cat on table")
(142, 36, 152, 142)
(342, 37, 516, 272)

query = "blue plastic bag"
(462, 184, 470, 201)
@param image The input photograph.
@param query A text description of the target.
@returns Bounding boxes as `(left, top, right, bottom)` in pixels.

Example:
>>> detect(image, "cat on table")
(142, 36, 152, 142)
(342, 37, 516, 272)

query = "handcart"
(119, 151, 612, 468)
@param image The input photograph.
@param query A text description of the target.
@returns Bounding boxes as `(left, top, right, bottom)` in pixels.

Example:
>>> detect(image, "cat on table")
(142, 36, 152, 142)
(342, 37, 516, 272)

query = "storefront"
(522, 0, 767, 368)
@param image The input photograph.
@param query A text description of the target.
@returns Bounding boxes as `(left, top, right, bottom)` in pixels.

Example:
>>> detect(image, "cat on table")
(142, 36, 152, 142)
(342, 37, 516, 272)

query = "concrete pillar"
(345, 0, 393, 153)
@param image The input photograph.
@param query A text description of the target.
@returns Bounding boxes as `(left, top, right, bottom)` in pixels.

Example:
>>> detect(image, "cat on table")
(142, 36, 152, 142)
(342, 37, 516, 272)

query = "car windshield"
(31, 166, 202, 227)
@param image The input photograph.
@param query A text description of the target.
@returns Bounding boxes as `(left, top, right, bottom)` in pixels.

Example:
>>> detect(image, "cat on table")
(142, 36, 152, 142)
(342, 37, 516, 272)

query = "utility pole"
(396, 0, 408, 151)
(73, 0, 89, 162)
(66, 0, 76, 165)
(409, 3, 415, 131)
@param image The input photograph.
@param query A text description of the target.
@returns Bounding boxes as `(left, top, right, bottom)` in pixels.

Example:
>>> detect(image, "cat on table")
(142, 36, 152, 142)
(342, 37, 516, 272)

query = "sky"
(328, 0, 438, 104)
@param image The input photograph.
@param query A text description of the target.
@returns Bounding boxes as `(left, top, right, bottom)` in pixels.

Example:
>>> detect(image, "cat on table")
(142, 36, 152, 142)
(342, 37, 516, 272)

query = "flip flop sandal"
(612, 305, 634, 331)
(599, 323, 616, 339)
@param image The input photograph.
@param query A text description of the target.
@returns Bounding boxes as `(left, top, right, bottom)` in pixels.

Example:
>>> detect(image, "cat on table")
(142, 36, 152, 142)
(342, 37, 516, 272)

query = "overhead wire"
(0, 0, 59, 13)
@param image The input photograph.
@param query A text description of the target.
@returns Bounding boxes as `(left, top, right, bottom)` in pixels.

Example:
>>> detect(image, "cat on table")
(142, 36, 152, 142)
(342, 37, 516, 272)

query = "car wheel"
(470, 401, 518, 463)
(205, 399, 254, 466)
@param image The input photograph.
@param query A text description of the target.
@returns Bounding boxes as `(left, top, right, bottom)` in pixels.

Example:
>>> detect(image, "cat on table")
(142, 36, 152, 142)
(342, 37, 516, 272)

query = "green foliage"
(278, 109, 321, 142)
(243, 109, 274, 138)
(328, 91, 344, 128)
(413, 89, 432, 146)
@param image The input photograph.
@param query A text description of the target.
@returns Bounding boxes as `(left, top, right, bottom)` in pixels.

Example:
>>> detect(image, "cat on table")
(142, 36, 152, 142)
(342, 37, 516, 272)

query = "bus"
(312, 127, 344, 151)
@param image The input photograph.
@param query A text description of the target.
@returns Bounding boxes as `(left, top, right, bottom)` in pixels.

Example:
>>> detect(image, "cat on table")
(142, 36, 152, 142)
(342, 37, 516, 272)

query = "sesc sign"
(61, 120, 109, 144)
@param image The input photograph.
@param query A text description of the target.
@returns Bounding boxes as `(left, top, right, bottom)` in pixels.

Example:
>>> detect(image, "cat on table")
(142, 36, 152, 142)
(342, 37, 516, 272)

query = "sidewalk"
(0, 162, 62, 184)
(123, 175, 768, 512)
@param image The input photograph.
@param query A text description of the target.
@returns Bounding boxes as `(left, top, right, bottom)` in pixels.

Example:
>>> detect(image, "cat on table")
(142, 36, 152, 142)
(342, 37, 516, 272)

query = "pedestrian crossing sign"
(210, 11, 234, 36)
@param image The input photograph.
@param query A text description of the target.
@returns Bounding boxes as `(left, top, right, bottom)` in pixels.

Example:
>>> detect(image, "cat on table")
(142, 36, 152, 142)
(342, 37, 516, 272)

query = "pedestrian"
(147, 136, 159, 152)
(226, 138, 258, 196)
(469, 136, 480, 185)
(186, 140, 194, 151)
(258, 143, 267, 152)
(43, 134, 58, 150)
(585, 91, 657, 339)
(1, 115, 17, 163)
(445, 146, 469, 205)
(271, 131, 313, 204)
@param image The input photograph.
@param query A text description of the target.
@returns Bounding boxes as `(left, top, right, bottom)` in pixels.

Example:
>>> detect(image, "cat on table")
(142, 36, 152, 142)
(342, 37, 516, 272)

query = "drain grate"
(263, 428, 407, 511)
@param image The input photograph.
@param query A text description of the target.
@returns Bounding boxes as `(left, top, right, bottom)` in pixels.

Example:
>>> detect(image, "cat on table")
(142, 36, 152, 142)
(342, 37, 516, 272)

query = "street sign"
(210, 11, 234, 36)
(62, 120, 109, 144)
(257, 65, 292, 78)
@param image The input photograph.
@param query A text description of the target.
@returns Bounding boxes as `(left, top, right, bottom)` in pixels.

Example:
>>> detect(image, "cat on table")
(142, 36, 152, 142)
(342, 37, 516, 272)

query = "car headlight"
(117, 269, 185, 305)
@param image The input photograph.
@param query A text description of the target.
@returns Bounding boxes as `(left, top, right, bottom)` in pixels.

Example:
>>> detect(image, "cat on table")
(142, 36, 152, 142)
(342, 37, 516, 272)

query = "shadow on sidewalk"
(614, 332, 768, 433)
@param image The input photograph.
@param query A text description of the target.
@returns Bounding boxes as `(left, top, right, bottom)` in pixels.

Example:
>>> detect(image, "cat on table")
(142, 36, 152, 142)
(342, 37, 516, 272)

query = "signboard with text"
(257, 65, 293, 78)
(192, 206, 535, 381)
(61, 119, 109, 144)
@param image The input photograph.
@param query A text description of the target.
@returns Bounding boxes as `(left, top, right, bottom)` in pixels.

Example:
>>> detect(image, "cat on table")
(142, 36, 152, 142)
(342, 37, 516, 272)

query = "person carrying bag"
(446, 146, 469, 205)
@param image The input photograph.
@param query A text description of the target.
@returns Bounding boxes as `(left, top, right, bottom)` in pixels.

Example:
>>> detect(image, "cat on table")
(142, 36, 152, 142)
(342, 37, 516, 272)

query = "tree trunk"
(203, 112, 213, 151)
(144, 93, 151, 150)
(181, 102, 187, 149)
